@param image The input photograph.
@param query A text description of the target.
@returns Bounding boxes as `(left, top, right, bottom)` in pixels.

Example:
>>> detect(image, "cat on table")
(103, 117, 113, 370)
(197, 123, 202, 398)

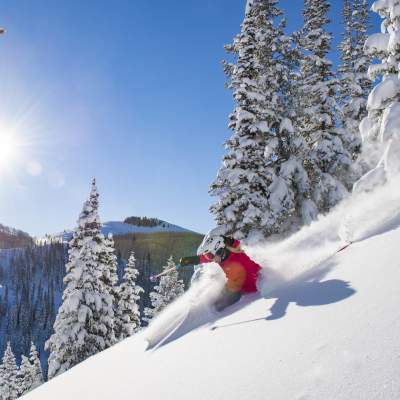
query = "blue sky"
(0, 0, 379, 236)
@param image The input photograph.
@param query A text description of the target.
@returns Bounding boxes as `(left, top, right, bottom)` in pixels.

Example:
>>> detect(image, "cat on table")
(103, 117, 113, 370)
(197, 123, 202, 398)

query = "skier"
(179, 229, 262, 311)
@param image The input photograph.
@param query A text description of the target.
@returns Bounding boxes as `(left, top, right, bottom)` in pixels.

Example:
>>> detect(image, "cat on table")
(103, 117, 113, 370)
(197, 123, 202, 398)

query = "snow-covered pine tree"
(209, 0, 273, 238)
(354, 0, 400, 191)
(14, 343, 43, 397)
(98, 232, 119, 347)
(144, 256, 184, 323)
(0, 342, 19, 400)
(28, 342, 43, 390)
(338, 0, 372, 171)
(353, 0, 372, 122)
(337, 0, 362, 163)
(16, 356, 33, 397)
(338, 0, 354, 107)
(46, 179, 115, 379)
(114, 251, 143, 341)
(0, 368, 3, 399)
(354, 0, 379, 178)
(297, 0, 352, 203)
(210, 0, 318, 239)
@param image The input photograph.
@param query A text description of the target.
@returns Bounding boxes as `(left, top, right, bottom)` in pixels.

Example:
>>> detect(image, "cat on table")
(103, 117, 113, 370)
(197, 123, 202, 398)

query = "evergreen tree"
(16, 343, 43, 396)
(297, 0, 351, 203)
(114, 251, 143, 341)
(98, 233, 119, 347)
(337, 0, 362, 167)
(338, 0, 354, 107)
(16, 356, 33, 397)
(1, 342, 19, 400)
(210, 0, 317, 239)
(352, 0, 372, 122)
(351, 0, 375, 174)
(46, 179, 114, 379)
(144, 257, 184, 323)
(28, 343, 43, 390)
(0, 367, 3, 399)
(360, 0, 392, 158)
(338, 0, 372, 166)
(355, 0, 400, 191)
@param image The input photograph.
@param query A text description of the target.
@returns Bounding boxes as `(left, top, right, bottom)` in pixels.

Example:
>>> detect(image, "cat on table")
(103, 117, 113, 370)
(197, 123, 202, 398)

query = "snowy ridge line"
(44, 219, 199, 244)
(0, 223, 31, 238)
(102, 220, 194, 236)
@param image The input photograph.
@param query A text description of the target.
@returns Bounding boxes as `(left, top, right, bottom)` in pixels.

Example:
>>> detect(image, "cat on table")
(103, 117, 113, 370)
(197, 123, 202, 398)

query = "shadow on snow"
(210, 261, 356, 330)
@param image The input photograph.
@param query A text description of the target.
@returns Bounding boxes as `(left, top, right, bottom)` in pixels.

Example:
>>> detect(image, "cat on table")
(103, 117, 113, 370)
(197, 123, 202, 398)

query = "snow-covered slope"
(24, 181, 400, 400)
(50, 219, 196, 243)
(101, 220, 192, 235)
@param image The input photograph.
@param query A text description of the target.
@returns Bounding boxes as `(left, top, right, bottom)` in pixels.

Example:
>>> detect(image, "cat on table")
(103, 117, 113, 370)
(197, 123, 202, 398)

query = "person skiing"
(179, 228, 262, 311)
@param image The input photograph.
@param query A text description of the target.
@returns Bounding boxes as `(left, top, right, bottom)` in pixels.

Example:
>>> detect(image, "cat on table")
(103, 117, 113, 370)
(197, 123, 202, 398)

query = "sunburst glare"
(0, 109, 44, 181)
(0, 131, 20, 168)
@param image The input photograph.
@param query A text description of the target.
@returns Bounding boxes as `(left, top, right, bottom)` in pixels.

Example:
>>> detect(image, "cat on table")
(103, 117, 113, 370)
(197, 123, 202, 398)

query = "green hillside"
(114, 231, 203, 266)
(113, 231, 204, 290)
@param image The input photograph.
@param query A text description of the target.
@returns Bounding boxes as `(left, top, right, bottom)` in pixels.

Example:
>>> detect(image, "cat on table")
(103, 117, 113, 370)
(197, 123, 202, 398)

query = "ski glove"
(179, 256, 200, 266)
(223, 236, 235, 247)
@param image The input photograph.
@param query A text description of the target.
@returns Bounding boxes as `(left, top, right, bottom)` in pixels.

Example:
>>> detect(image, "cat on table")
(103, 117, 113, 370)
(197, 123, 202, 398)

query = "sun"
(0, 132, 21, 170)
(0, 112, 42, 180)
(0, 134, 18, 160)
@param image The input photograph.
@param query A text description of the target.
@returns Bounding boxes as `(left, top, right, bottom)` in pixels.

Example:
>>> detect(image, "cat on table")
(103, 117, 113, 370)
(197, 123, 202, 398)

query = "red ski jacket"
(199, 240, 261, 293)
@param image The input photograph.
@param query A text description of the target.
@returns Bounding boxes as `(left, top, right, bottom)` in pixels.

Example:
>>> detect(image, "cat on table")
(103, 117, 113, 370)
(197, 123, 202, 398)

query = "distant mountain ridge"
(102, 219, 195, 236)
(48, 216, 198, 243)
(0, 223, 33, 249)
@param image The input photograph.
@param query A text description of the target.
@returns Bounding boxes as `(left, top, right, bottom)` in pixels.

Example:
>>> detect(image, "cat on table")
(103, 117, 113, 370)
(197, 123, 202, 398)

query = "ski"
(336, 242, 352, 253)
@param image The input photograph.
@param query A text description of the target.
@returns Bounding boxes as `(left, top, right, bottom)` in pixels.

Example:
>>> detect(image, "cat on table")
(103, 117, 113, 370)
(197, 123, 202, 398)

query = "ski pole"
(149, 265, 182, 282)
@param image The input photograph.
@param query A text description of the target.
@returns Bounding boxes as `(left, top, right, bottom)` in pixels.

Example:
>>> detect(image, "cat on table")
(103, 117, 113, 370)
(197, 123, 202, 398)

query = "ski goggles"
(203, 247, 228, 262)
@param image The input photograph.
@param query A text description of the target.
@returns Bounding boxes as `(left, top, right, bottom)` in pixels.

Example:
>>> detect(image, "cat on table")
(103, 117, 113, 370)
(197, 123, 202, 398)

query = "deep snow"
(22, 178, 400, 400)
